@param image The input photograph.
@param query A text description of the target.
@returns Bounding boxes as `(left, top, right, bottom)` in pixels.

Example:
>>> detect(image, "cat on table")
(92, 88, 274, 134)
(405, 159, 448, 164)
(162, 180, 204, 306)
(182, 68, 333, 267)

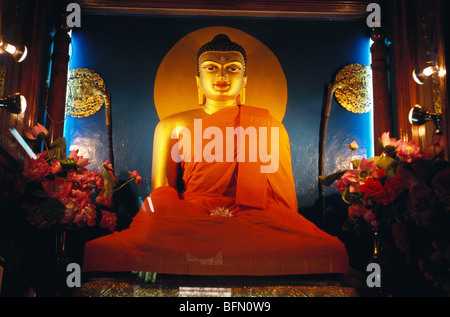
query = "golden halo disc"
(154, 26, 287, 122)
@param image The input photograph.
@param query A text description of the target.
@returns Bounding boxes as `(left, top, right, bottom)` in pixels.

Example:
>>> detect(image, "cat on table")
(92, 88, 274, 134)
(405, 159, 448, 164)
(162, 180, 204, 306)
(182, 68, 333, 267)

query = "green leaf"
(319, 169, 348, 186)
(59, 157, 77, 169)
(101, 170, 116, 199)
(352, 159, 361, 169)
(377, 138, 384, 153)
(39, 197, 66, 222)
(342, 187, 363, 205)
(375, 155, 399, 178)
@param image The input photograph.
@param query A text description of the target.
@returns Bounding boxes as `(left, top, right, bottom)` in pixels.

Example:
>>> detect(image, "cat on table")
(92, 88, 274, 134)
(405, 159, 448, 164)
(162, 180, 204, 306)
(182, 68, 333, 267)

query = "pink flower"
(74, 202, 97, 227)
(100, 210, 117, 232)
(395, 140, 422, 163)
(102, 161, 117, 184)
(60, 188, 91, 211)
(348, 204, 377, 226)
(24, 123, 48, 141)
(22, 157, 49, 181)
(104, 160, 113, 170)
(61, 201, 77, 225)
(335, 158, 383, 193)
(380, 132, 398, 148)
(69, 149, 90, 168)
(128, 170, 143, 186)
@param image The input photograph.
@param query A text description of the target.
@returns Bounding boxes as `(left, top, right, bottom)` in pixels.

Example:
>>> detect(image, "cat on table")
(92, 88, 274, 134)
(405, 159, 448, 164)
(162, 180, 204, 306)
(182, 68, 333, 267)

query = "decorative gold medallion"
(66, 68, 107, 118)
(334, 64, 372, 114)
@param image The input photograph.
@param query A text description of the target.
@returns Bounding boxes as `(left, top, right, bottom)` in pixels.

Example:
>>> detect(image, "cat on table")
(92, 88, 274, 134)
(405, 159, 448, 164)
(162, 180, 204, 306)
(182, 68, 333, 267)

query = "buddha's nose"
(218, 66, 227, 78)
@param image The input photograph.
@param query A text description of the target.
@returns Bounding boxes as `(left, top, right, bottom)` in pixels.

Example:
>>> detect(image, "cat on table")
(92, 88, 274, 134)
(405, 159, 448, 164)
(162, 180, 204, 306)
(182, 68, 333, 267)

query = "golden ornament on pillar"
(65, 68, 108, 118)
(334, 63, 373, 114)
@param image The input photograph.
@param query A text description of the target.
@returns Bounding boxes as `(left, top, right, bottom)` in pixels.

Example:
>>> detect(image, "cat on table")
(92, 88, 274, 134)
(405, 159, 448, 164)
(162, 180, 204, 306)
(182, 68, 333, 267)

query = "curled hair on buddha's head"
(197, 34, 247, 74)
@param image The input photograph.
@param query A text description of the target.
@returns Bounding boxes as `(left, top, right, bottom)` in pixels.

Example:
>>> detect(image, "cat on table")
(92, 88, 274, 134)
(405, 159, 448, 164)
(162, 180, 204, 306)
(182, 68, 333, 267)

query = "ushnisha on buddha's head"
(196, 34, 248, 108)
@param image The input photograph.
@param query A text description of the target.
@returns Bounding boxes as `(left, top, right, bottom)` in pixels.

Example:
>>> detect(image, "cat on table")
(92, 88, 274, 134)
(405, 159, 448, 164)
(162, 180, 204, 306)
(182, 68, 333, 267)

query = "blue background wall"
(64, 13, 373, 232)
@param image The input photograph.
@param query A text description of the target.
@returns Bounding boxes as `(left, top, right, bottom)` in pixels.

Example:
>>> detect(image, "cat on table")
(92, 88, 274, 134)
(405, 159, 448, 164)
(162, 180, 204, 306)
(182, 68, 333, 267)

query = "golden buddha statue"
(83, 34, 349, 277)
(151, 34, 248, 191)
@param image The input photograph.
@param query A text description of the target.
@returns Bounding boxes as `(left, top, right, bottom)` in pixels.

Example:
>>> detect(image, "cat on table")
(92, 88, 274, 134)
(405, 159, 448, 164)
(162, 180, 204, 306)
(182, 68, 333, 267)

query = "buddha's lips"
(214, 82, 230, 88)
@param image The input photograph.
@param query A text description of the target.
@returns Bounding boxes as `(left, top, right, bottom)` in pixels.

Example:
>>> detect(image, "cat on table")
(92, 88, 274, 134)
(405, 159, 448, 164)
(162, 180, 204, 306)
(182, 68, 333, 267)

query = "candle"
(10, 128, 37, 159)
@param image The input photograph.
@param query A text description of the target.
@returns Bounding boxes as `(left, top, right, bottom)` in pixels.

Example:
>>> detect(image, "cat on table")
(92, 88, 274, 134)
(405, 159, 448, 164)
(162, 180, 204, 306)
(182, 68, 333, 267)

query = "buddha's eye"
(226, 65, 242, 72)
(202, 65, 218, 72)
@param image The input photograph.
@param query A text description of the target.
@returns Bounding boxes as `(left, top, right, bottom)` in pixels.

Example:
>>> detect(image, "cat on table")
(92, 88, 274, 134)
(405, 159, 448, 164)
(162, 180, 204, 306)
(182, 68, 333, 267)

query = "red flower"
(68, 169, 99, 189)
(100, 210, 117, 232)
(360, 177, 399, 205)
(359, 178, 384, 200)
(379, 179, 401, 204)
(42, 177, 72, 198)
(23, 157, 49, 181)
(128, 170, 143, 186)
(49, 159, 62, 174)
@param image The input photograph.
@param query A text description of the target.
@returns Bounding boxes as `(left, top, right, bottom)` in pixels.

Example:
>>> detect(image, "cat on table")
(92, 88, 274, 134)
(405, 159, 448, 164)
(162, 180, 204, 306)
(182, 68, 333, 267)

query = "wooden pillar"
(46, 9, 70, 143)
(370, 27, 392, 154)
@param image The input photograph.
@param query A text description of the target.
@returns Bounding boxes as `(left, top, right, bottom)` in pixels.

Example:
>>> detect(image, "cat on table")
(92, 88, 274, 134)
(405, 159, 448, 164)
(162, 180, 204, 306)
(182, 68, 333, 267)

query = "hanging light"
(0, 36, 27, 63)
(0, 93, 27, 114)
(409, 104, 442, 135)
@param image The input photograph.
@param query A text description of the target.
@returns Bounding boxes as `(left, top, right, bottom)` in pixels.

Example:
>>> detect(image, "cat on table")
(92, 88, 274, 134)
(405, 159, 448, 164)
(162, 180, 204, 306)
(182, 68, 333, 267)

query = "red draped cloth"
(83, 106, 349, 275)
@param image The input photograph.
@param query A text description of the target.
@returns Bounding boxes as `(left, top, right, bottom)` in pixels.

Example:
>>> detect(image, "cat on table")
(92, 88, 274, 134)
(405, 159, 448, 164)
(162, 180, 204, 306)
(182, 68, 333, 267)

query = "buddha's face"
(197, 51, 247, 104)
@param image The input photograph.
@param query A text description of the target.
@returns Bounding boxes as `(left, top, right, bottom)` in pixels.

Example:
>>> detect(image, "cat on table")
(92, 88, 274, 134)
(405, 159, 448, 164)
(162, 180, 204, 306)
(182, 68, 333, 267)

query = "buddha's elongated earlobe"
(198, 89, 206, 106)
(238, 76, 247, 105)
(196, 75, 206, 106)
(238, 89, 245, 106)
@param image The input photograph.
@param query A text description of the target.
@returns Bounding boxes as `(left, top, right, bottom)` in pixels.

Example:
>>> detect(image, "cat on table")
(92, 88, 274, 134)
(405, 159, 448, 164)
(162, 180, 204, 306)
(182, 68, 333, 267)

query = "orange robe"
(83, 106, 349, 275)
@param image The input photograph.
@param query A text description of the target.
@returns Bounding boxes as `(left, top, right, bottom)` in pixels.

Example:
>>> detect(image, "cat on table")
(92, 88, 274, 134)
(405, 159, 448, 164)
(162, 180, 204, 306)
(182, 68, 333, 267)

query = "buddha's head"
(196, 34, 247, 107)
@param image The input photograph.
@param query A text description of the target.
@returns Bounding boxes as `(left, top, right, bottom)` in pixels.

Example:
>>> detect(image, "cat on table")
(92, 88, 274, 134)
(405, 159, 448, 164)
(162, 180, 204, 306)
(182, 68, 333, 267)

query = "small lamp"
(412, 65, 441, 85)
(0, 36, 27, 63)
(0, 93, 27, 114)
(409, 104, 442, 135)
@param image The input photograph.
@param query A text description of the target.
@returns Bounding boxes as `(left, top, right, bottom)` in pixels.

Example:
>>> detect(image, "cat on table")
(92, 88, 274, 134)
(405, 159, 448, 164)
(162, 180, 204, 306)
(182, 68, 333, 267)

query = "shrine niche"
(3, 0, 449, 299)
